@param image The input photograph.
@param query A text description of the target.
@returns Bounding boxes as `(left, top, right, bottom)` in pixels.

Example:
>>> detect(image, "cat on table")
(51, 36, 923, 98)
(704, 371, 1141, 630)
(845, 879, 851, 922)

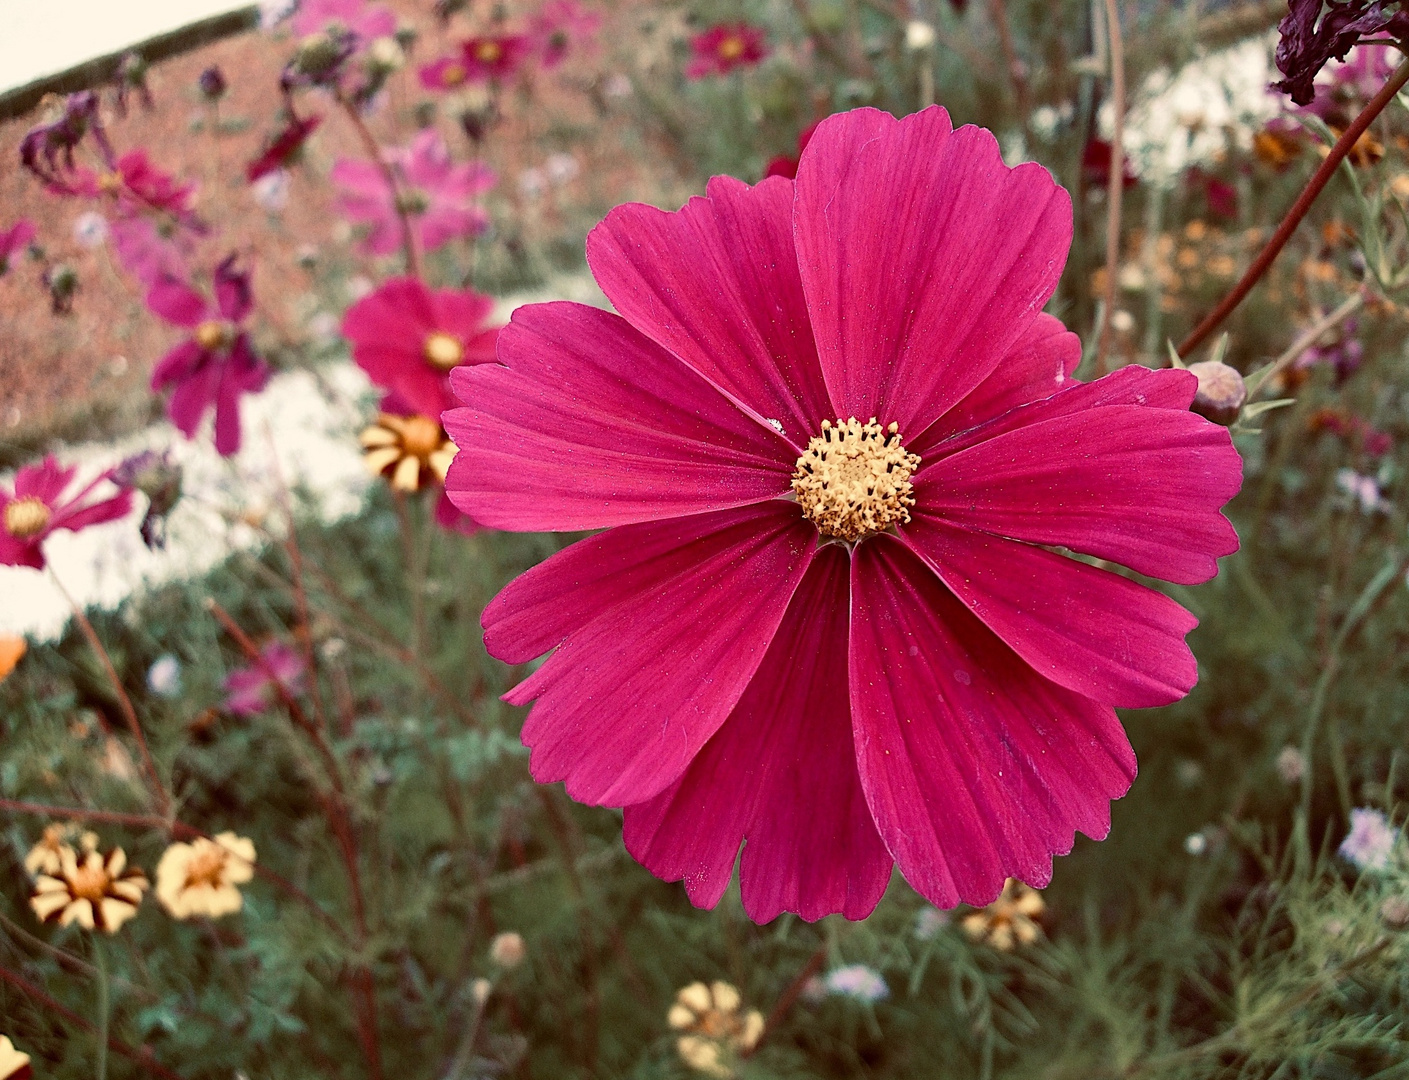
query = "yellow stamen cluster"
(717, 36, 746, 60)
(194, 319, 235, 351)
(155, 832, 256, 920)
(30, 845, 148, 934)
(475, 40, 504, 63)
(960, 878, 1045, 951)
(792, 417, 920, 542)
(423, 331, 465, 371)
(361, 413, 458, 492)
(668, 981, 764, 1078)
(4, 496, 51, 539)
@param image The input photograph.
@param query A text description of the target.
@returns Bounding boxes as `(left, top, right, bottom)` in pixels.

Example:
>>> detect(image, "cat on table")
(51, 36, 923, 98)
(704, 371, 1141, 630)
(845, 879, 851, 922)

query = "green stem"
(94, 943, 110, 1080)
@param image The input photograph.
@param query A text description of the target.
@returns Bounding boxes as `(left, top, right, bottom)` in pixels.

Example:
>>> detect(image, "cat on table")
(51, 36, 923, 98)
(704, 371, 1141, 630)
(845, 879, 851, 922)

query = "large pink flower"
(148, 257, 270, 456)
(1, 457, 133, 570)
(71, 150, 197, 218)
(444, 107, 1243, 922)
(341, 276, 500, 418)
(332, 131, 495, 256)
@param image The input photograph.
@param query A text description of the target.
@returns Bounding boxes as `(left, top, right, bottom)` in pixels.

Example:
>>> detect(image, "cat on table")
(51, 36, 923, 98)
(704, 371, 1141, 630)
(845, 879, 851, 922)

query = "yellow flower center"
(441, 61, 467, 85)
(423, 331, 465, 371)
(195, 320, 233, 351)
(475, 40, 503, 63)
(184, 845, 228, 890)
(718, 36, 746, 60)
(792, 417, 920, 542)
(400, 414, 445, 458)
(67, 862, 110, 902)
(4, 496, 51, 539)
(97, 171, 124, 193)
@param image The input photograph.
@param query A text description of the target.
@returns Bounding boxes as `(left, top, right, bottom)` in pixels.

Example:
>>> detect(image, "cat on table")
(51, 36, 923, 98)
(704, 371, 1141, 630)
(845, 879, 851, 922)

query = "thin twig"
(1095, 0, 1126, 374)
(1248, 291, 1365, 399)
(746, 944, 829, 1056)
(987, 0, 1032, 122)
(1178, 56, 1409, 357)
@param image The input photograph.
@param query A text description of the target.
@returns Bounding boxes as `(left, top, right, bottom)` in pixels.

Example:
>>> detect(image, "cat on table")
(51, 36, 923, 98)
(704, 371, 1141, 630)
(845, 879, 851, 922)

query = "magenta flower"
(291, 0, 395, 43)
(419, 35, 533, 89)
(1, 457, 133, 570)
(223, 642, 306, 716)
(444, 107, 1243, 922)
(530, 0, 601, 69)
(686, 23, 768, 79)
(341, 276, 500, 417)
(71, 150, 197, 218)
(0, 219, 37, 277)
(247, 113, 323, 182)
(332, 130, 495, 256)
(148, 257, 270, 456)
(110, 217, 190, 287)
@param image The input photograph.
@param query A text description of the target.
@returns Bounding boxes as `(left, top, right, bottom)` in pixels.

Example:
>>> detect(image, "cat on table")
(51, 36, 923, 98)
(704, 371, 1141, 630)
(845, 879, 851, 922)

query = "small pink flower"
(72, 150, 197, 218)
(445, 107, 1243, 922)
(223, 642, 306, 716)
(0, 219, 37, 276)
(341, 276, 500, 418)
(110, 217, 190, 287)
(291, 0, 396, 43)
(419, 35, 533, 89)
(148, 256, 270, 456)
(1, 457, 133, 570)
(332, 130, 495, 255)
(530, 0, 601, 69)
(687, 23, 768, 79)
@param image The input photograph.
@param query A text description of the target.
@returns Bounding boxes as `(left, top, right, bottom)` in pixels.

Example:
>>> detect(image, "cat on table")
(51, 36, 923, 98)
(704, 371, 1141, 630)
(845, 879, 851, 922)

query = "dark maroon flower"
(1272, 0, 1409, 106)
(19, 92, 112, 189)
(247, 113, 323, 182)
(762, 120, 822, 180)
(199, 66, 229, 101)
(1081, 138, 1137, 189)
(148, 256, 270, 456)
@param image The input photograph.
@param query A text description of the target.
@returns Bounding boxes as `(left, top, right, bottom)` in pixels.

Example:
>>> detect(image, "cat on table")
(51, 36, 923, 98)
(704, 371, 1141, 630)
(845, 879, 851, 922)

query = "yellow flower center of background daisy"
(423, 331, 465, 370)
(195, 320, 234, 351)
(441, 62, 467, 85)
(792, 418, 920, 543)
(475, 41, 503, 63)
(67, 862, 110, 902)
(4, 496, 51, 538)
(718, 36, 746, 60)
(184, 844, 229, 889)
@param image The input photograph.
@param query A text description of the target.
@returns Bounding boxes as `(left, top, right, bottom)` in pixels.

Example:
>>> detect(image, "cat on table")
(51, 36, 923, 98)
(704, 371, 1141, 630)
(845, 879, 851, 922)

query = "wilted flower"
(1272, 0, 1409, 106)
(823, 964, 889, 1002)
(668, 981, 763, 1077)
(447, 106, 1242, 920)
(687, 23, 768, 79)
(0, 1036, 31, 1080)
(223, 642, 306, 716)
(961, 878, 1045, 949)
(147, 654, 183, 697)
(1339, 807, 1397, 871)
(19, 92, 108, 189)
(489, 930, 527, 968)
(0, 636, 24, 684)
(112, 448, 184, 549)
(361, 413, 457, 492)
(30, 845, 148, 933)
(155, 832, 256, 919)
(332, 130, 495, 255)
(0, 219, 37, 276)
(73, 210, 109, 249)
(148, 255, 269, 457)
(341, 276, 500, 417)
(24, 822, 98, 877)
(247, 113, 323, 182)
(1, 456, 133, 570)
(531, 0, 601, 69)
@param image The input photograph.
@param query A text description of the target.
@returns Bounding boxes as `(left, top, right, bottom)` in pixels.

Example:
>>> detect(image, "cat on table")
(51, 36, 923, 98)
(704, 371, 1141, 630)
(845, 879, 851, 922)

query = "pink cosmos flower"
(419, 35, 533, 89)
(0, 219, 36, 276)
(530, 0, 601, 69)
(341, 276, 500, 418)
(444, 107, 1243, 922)
(332, 130, 495, 255)
(70, 149, 197, 218)
(148, 256, 270, 456)
(686, 23, 768, 79)
(1, 457, 133, 570)
(291, 0, 395, 43)
(110, 217, 190, 287)
(223, 641, 306, 716)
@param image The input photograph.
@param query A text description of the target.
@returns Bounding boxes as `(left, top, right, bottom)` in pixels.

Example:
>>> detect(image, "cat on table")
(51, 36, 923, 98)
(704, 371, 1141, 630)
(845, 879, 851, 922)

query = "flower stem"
(338, 93, 424, 281)
(1177, 55, 1409, 357)
(1249, 291, 1364, 398)
(745, 943, 828, 1056)
(94, 942, 110, 1080)
(1094, 0, 1126, 375)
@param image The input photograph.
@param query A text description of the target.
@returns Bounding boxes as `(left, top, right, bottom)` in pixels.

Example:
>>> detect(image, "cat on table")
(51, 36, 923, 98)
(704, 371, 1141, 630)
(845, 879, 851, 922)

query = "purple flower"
(1272, 0, 1409, 107)
(223, 642, 306, 716)
(1339, 807, 1397, 871)
(19, 92, 111, 190)
(823, 965, 889, 1003)
(147, 256, 269, 456)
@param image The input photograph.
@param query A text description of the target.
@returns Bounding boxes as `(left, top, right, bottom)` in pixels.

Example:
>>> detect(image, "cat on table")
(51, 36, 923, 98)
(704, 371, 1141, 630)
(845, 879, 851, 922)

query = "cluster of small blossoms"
(667, 981, 764, 1078)
(23, 824, 257, 933)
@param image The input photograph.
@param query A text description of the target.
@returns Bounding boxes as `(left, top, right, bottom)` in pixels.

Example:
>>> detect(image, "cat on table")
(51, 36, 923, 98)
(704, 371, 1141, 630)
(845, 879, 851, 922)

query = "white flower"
(489, 931, 526, 969)
(1336, 469, 1387, 513)
(1276, 746, 1306, 784)
(147, 654, 182, 697)
(1339, 808, 1397, 871)
(914, 905, 949, 940)
(544, 153, 580, 186)
(252, 169, 290, 213)
(259, 0, 297, 30)
(518, 168, 546, 199)
(73, 211, 109, 249)
(823, 964, 888, 1003)
(904, 20, 936, 50)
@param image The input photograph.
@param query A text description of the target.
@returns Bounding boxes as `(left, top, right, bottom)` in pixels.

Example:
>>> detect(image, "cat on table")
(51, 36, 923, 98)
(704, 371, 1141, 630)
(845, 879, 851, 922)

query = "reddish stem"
(1178, 55, 1409, 357)
(338, 93, 424, 281)
(747, 944, 828, 1056)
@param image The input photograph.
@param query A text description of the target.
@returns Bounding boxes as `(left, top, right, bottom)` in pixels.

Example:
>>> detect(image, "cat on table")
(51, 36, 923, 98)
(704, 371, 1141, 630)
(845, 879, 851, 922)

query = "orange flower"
(0, 636, 24, 683)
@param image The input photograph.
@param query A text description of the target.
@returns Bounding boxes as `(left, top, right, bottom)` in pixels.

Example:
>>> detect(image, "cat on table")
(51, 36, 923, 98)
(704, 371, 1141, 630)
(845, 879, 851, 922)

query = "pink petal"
(793, 107, 1072, 436)
(505, 501, 816, 806)
(443, 302, 794, 531)
(849, 537, 1136, 907)
(624, 545, 892, 921)
(146, 278, 209, 328)
(14, 457, 75, 503)
(150, 340, 206, 390)
(587, 174, 832, 448)
(50, 490, 133, 533)
(900, 517, 1198, 708)
(915, 396, 1241, 586)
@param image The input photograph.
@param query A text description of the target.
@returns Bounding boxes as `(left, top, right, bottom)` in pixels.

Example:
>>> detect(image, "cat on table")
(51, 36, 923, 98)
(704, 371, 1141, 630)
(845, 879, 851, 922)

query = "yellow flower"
(0, 1035, 32, 1080)
(960, 878, 1045, 951)
(155, 832, 256, 920)
(24, 822, 98, 877)
(668, 981, 764, 1077)
(0, 636, 24, 684)
(360, 413, 457, 493)
(30, 845, 148, 934)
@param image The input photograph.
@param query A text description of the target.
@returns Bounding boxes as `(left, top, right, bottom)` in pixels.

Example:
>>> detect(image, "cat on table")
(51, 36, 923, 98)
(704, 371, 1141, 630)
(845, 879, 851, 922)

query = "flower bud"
(199, 66, 228, 101)
(489, 931, 526, 969)
(44, 264, 79, 314)
(367, 37, 405, 74)
(470, 977, 492, 1005)
(1187, 360, 1247, 426)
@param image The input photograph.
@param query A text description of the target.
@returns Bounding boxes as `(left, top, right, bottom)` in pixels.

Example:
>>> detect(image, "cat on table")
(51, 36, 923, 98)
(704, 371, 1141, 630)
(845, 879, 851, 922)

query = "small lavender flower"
(147, 655, 182, 697)
(73, 211, 109, 249)
(1276, 745, 1306, 784)
(914, 906, 949, 940)
(1339, 807, 1397, 871)
(823, 965, 889, 1004)
(251, 170, 290, 213)
(1336, 469, 1386, 513)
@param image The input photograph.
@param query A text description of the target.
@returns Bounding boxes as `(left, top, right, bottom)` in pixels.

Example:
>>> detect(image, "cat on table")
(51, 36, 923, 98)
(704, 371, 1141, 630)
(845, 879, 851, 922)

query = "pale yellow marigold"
(155, 832, 256, 920)
(668, 980, 764, 1078)
(24, 822, 98, 877)
(960, 878, 1045, 951)
(0, 1035, 32, 1080)
(30, 845, 147, 933)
